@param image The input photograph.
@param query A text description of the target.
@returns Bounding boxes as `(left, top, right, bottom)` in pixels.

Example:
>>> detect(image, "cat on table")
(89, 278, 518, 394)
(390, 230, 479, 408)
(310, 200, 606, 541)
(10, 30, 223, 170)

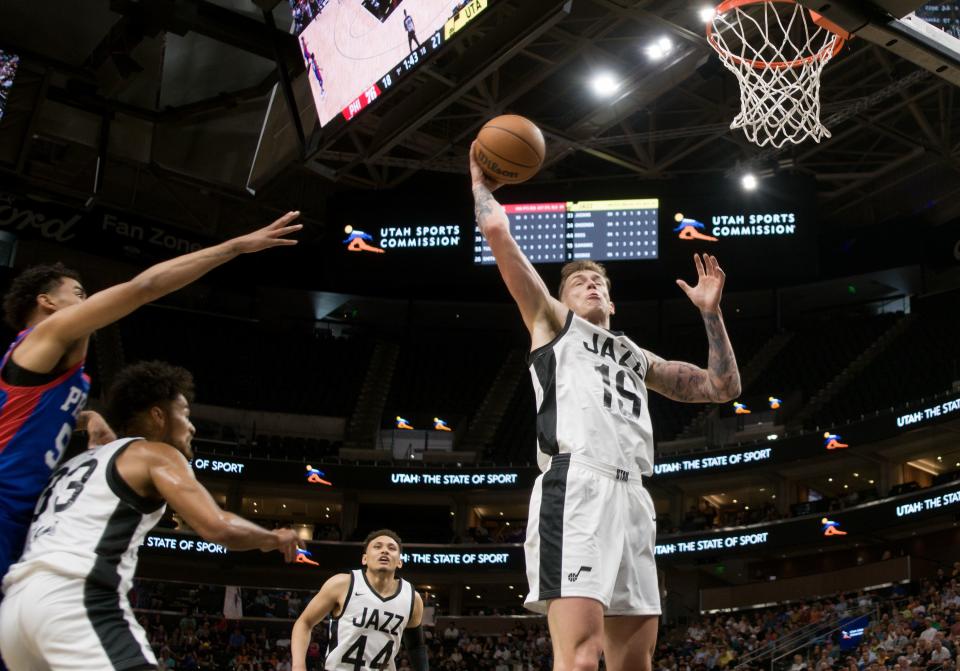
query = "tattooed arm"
(469, 141, 567, 349)
(645, 254, 741, 403)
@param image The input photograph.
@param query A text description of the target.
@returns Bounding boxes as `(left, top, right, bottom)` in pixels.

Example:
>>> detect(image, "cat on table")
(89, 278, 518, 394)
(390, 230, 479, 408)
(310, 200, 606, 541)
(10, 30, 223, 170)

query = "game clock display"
(474, 199, 659, 265)
(291, 0, 490, 126)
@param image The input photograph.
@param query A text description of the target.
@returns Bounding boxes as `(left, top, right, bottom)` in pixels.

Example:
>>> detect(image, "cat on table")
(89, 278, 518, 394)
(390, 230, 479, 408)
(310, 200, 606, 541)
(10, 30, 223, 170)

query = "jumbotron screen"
(0, 51, 19, 122)
(915, 2, 960, 38)
(473, 198, 659, 265)
(290, 0, 490, 126)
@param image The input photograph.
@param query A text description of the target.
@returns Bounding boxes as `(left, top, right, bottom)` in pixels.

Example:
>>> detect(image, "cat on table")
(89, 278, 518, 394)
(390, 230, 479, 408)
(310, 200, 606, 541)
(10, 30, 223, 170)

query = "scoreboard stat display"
(474, 199, 659, 265)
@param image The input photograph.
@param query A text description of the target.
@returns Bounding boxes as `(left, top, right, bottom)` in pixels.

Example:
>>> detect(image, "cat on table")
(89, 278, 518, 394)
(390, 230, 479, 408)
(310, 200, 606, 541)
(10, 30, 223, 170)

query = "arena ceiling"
(1, 0, 959, 240)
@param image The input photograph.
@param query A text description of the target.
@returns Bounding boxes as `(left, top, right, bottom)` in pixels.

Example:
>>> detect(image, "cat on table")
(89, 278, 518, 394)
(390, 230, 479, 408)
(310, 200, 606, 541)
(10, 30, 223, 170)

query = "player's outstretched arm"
(645, 254, 741, 404)
(140, 442, 302, 559)
(76, 410, 117, 448)
(469, 142, 566, 348)
(13, 212, 303, 374)
(292, 574, 350, 671)
(402, 592, 429, 670)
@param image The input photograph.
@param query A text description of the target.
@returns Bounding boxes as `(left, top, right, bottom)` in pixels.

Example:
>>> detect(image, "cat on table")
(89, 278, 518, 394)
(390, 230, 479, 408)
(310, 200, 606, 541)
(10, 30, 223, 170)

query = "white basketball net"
(708, 1, 844, 148)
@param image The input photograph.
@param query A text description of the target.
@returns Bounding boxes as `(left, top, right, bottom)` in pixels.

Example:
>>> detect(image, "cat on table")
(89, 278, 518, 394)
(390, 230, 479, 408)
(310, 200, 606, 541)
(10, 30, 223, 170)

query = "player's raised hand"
(677, 253, 726, 314)
(469, 141, 503, 193)
(229, 212, 303, 254)
(270, 528, 305, 563)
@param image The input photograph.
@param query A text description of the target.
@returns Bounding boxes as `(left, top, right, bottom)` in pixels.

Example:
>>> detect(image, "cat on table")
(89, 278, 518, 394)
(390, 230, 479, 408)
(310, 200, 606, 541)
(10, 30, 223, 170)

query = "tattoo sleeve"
(473, 184, 505, 237)
(648, 310, 741, 403)
(701, 310, 741, 402)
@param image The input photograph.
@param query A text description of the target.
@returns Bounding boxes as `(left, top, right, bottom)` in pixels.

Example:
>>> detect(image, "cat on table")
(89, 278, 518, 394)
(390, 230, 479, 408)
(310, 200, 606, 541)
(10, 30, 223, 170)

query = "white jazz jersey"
(3, 437, 165, 595)
(325, 569, 415, 671)
(529, 311, 654, 474)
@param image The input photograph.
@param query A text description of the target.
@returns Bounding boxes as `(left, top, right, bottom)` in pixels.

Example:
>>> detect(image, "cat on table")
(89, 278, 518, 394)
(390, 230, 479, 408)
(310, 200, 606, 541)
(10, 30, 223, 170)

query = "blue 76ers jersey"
(0, 328, 90, 576)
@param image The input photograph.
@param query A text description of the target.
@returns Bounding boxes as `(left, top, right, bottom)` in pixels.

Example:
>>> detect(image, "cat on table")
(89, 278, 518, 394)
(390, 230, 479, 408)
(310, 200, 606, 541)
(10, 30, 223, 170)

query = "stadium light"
(699, 6, 716, 22)
(645, 37, 673, 60)
(591, 72, 620, 97)
(741, 173, 758, 190)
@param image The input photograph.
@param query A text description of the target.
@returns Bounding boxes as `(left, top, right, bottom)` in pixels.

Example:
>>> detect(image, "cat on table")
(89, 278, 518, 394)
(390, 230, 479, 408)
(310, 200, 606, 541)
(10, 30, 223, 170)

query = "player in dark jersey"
(301, 37, 326, 97)
(0, 212, 302, 588)
(403, 10, 420, 52)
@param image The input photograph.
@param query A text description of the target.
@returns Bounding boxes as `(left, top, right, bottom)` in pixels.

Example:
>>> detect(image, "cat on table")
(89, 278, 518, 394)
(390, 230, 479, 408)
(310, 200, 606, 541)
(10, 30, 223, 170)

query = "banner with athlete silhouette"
(657, 174, 818, 284)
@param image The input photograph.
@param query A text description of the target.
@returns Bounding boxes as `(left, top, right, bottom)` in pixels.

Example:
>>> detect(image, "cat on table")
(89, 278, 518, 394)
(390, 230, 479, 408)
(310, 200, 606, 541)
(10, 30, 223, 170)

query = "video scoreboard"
(293, 0, 491, 127)
(474, 198, 659, 265)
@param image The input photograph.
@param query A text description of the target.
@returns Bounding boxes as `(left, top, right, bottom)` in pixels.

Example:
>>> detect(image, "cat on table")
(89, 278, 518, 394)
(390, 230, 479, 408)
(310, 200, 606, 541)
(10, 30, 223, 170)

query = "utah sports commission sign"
(710, 212, 797, 238)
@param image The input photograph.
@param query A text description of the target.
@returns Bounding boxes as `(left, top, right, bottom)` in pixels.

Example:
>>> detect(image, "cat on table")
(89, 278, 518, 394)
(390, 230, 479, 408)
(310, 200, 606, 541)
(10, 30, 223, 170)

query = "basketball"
(474, 115, 546, 184)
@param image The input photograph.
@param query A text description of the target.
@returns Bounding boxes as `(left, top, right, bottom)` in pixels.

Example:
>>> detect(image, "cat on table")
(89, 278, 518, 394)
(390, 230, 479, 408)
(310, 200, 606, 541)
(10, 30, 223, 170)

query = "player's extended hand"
(677, 253, 726, 314)
(229, 212, 303, 255)
(270, 528, 305, 563)
(80, 410, 117, 448)
(468, 141, 503, 193)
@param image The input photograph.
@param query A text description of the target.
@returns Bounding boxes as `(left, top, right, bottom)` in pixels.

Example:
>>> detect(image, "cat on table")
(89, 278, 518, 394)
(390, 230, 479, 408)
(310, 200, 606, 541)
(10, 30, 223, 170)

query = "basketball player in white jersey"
(291, 529, 428, 671)
(0, 361, 302, 670)
(469, 144, 741, 671)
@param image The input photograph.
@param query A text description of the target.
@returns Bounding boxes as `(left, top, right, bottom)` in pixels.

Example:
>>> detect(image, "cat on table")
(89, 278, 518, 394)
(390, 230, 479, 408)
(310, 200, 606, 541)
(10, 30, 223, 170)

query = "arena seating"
(818, 305, 960, 428)
(743, 314, 900, 414)
(119, 308, 366, 417)
(382, 328, 517, 430)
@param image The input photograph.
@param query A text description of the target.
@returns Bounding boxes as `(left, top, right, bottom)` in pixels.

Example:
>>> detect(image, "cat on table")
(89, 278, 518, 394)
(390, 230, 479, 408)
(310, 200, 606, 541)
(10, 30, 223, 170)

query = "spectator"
(932, 640, 952, 665)
(921, 618, 940, 641)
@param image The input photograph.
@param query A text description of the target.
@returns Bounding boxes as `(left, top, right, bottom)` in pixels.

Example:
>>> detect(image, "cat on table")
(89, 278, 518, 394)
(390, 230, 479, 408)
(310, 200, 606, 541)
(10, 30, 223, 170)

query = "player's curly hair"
(106, 361, 195, 433)
(363, 529, 403, 554)
(558, 260, 611, 298)
(2, 263, 82, 330)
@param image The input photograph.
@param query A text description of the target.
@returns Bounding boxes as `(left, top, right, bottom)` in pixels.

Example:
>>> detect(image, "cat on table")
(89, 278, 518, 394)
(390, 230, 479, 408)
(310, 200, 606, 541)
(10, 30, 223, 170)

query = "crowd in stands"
(655, 562, 960, 671)
(129, 560, 960, 670)
(674, 500, 784, 533)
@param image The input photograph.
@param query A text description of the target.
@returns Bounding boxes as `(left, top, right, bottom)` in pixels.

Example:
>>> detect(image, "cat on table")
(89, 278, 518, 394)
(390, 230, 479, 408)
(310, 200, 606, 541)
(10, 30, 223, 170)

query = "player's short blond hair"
(558, 260, 612, 298)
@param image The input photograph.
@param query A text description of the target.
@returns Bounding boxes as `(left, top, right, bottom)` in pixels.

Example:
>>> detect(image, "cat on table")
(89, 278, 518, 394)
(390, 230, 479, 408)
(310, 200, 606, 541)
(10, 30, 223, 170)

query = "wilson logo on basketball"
(474, 151, 519, 180)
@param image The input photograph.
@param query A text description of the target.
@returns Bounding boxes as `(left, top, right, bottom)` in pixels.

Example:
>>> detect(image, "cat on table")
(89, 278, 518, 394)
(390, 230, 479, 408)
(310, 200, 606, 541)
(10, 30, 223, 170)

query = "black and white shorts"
(0, 570, 157, 670)
(524, 453, 661, 616)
